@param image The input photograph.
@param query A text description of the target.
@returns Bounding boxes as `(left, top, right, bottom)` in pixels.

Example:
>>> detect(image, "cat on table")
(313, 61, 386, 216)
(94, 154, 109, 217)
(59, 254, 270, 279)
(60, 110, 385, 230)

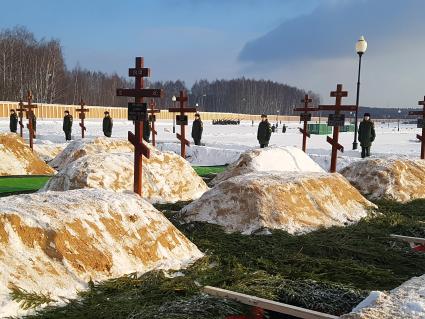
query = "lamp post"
(353, 36, 368, 150)
(398, 109, 401, 132)
(276, 110, 279, 123)
(172, 95, 176, 133)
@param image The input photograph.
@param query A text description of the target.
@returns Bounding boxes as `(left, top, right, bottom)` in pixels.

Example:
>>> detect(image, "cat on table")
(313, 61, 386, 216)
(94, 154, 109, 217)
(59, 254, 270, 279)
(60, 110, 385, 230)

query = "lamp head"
(356, 36, 367, 55)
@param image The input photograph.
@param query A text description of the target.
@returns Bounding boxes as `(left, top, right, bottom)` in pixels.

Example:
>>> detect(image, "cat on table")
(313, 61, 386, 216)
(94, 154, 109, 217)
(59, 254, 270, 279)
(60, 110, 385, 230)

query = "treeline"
(0, 26, 319, 114)
(0, 26, 131, 106)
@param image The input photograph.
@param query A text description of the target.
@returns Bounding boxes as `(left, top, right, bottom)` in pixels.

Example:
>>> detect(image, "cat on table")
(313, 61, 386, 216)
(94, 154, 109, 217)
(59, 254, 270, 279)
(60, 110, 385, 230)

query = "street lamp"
(353, 35, 368, 150)
(398, 109, 401, 132)
(172, 95, 176, 133)
(276, 110, 279, 123)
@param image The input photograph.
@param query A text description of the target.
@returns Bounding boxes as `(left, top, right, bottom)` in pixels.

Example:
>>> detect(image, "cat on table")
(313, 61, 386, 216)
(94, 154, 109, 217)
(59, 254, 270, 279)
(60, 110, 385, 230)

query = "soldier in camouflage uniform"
(63, 110, 73, 141)
(191, 113, 203, 146)
(358, 112, 376, 158)
(257, 114, 272, 148)
(102, 111, 113, 137)
(9, 109, 18, 133)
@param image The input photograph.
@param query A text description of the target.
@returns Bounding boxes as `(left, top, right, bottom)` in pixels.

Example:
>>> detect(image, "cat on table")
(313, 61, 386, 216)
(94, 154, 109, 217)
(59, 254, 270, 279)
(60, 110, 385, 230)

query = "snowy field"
(0, 118, 422, 170)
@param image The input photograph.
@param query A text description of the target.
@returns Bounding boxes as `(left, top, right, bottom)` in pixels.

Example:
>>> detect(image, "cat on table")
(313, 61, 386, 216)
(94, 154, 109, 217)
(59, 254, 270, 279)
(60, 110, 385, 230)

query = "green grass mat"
(20, 199, 425, 318)
(193, 166, 227, 177)
(0, 176, 51, 195)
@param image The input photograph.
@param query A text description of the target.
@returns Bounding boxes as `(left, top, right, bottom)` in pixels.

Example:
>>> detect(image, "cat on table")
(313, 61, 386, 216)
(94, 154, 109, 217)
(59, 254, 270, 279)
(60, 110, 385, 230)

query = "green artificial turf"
(192, 166, 227, 177)
(0, 176, 51, 196)
(19, 199, 425, 319)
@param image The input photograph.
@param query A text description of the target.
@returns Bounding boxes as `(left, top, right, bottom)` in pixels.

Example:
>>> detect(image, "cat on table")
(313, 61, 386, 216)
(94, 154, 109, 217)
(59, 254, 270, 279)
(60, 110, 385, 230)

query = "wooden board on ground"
(204, 286, 338, 319)
(390, 234, 425, 245)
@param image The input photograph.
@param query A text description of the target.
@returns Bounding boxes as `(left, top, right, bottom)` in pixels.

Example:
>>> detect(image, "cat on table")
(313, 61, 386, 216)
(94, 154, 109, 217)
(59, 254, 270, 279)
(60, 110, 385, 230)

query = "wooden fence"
(0, 101, 314, 122)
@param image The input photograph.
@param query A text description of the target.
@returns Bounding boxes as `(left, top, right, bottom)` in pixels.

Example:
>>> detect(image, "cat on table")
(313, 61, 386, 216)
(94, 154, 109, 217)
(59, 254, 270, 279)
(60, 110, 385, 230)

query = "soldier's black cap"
(261, 114, 267, 118)
(64, 110, 69, 113)
(195, 113, 200, 117)
(104, 111, 110, 115)
(364, 112, 370, 117)
(10, 109, 15, 112)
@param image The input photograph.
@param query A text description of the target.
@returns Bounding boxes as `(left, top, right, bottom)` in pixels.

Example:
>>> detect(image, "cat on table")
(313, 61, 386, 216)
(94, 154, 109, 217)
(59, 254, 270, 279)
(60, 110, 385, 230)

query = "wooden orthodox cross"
(168, 90, 197, 158)
(76, 98, 89, 138)
(148, 99, 161, 146)
(116, 57, 164, 196)
(24, 91, 38, 151)
(16, 100, 26, 138)
(408, 96, 425, 159)
(294, 94, 318, 152)
(319, 84, 356, 173)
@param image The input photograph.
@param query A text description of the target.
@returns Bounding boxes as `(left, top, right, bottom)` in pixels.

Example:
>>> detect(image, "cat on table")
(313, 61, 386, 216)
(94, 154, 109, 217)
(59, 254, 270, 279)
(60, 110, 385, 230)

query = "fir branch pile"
(17, 199, 425, 319)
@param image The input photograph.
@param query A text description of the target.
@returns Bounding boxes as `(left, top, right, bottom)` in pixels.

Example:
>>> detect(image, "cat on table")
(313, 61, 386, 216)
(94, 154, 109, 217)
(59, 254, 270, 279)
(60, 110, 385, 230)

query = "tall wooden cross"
(76, 98, 89, 138)
(294, 94, 318, 152)
(116, 57, 164, 196)
(24, 91, 38, 151)
(168, 90, 197, 158)
(16, 99, 26, 138)
(148, 99, 161, 146)
(319, 84, 357, 173)
(409, 96, 425, 159)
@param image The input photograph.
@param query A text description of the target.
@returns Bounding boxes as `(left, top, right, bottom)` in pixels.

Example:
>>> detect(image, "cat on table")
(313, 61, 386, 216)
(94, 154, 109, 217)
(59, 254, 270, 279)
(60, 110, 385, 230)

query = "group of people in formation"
(9, 108, 203, 145)
(62, 110, 113, 140)
(8, 107, 375, 158)
(257, 112, 376, 158)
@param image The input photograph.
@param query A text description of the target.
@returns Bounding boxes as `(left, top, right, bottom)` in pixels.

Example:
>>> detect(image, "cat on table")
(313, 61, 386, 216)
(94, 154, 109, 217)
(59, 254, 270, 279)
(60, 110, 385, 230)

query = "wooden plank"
(203, 286, 338, 319)
(390, 234, 425, 245)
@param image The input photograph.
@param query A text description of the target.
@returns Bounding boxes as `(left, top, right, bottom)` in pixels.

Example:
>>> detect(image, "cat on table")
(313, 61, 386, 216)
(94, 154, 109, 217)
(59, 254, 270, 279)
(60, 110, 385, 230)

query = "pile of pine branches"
(21, 199, 425, 319)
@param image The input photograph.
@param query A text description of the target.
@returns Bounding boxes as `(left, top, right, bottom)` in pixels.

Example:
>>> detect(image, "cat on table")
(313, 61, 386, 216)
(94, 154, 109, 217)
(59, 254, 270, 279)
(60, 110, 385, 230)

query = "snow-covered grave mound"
(0, 133, 55, 176)
(49, 137, 134, 170)
(342, 274, 425, 319)
(212, 146, 325, 185)
(42, 140, 209, 204)
(181, 172, 376, 234)
(340, 158, 425, 202)
(0, 189, 203, 317)
(157, 142, 244, 166)
(34, 143, 67, 163)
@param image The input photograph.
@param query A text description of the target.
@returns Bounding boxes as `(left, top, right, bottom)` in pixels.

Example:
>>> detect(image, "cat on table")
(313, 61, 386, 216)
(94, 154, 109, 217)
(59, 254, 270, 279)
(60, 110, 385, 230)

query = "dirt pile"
(182, 172, 376, 234)
(0, 189, 203, 316)
(340, 158, 425, 202)
(0, 133, 55, 176)
(42, 140, 209, 204)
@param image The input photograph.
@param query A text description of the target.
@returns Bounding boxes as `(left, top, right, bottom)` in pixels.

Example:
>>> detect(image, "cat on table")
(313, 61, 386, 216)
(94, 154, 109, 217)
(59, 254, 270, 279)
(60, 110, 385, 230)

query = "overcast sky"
(1, 0, 424, 107)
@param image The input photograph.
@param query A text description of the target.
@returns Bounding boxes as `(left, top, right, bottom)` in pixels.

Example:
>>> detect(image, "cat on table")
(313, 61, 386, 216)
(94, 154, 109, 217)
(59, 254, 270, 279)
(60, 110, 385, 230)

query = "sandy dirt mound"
(182, 172, 376, 234)
(342, 274, 425, 319)
(0, 133, 55, 176)
(49, 137, 134, 170)
(0, 189, 203, 317)
(340, 158, 425, 202)
(212, 146, 325, 185)
(34, 143, 67, 163)
(41, 149, 209, 204)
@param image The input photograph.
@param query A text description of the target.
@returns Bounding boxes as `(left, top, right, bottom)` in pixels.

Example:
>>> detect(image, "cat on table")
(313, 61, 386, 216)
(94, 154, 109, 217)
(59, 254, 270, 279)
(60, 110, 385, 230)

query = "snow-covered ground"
(0, 119, 422, 169)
